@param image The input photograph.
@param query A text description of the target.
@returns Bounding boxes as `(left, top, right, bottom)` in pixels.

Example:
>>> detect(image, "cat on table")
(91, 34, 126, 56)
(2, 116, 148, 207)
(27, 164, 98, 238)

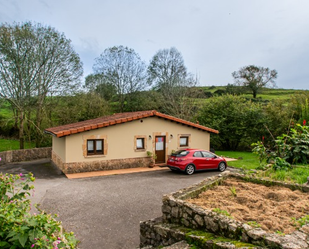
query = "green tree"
(93, 46, 147, 112)
(0, 22, 83, 148)
(52, 92, 111, 125)
(84, 73, 117, 101)
(197, 95, 265, 150)
(232, 65, 277, 98)
(225, 83, 245, 95)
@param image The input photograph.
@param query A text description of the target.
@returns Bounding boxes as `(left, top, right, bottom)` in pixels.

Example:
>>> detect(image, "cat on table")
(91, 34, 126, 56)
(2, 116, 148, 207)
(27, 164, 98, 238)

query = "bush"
(252, 123, 309, 168)
(213, 89, 226, 96)
(273, 157, 292, 171)
(197, 95, 265, 150)
(286, 124, 309, 164)
(0, 172, 78, 248)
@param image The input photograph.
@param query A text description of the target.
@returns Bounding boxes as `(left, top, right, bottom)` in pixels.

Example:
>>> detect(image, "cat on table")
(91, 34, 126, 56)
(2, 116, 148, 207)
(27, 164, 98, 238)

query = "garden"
(0, 172, 78, 248)
(217, 121, 309, 185)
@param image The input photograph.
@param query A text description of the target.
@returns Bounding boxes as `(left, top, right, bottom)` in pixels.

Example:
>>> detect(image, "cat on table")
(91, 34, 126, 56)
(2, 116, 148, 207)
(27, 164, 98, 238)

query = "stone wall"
(52, 151, 152, 174)
(0, 147, 51, 165)
(140, 218, 261, 249)
(140, 172, 309, 248)
(140, 218, 184, 247)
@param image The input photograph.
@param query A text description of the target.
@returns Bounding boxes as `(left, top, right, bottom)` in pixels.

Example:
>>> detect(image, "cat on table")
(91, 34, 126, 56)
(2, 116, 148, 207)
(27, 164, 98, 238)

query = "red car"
(167, 148, 227, 175)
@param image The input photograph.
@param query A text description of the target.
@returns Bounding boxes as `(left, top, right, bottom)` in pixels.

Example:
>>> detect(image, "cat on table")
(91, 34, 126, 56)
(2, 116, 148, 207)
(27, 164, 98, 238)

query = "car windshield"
(172, 150, 189, 157)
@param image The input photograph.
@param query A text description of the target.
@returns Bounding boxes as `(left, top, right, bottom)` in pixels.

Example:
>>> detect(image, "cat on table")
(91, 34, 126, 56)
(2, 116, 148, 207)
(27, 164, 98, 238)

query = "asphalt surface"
(0, 160, 222, 249)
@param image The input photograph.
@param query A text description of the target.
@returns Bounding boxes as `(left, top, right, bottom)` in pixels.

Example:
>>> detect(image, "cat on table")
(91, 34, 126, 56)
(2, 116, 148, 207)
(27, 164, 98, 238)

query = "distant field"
(0, 138, 35, 152)
(200, 86, 308, 102)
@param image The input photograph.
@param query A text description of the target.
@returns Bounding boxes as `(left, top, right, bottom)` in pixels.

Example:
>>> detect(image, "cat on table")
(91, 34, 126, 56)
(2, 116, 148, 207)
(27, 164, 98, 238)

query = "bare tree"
(93, 46, 147, 112)
(148, 47, 187, 90)
(0, 22, 83, 148)
(232, 65, 278, 98)
(147, 47, 200, 120)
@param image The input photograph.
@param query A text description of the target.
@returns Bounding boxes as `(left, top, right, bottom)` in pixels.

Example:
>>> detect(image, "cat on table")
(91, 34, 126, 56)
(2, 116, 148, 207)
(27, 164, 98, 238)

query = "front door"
(155, 136, 166, 163)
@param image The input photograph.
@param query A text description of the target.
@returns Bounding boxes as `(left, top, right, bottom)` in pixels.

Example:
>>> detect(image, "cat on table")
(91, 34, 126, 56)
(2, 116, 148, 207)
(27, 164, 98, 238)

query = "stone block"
(171, 207, 179, 218)
(162, 205, 171, 214)
(204, 216, 219, 233)
(247, 228, 267, 240)
(194, 214, 204, 227)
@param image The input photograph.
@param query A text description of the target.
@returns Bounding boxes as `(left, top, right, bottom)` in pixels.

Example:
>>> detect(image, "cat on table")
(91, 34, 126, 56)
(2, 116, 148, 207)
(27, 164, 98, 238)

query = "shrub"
(0, 172, 78, 248)
(252, 122, 309, 169)
(272, 157, 292, 171)
(285, 124, 309, 164)
(198, 95, 265, 150)
(251, 141, 268, 165)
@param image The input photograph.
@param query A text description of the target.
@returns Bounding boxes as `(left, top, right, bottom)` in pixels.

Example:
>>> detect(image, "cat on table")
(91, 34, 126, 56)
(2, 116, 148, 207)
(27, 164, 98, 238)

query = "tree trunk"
(253, 90, 257, 98)
(19, 112, 25, 149)
(35, 100, 44, 147)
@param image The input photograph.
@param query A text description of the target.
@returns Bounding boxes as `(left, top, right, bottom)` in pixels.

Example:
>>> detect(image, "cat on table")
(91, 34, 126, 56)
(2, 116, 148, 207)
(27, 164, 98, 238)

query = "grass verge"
(0, 138, 35, 152)
(258, 166, 309, 184)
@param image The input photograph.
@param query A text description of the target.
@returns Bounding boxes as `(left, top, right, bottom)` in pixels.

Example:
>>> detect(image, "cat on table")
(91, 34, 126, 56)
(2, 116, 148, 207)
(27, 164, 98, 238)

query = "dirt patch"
(187, 178, 309, 234)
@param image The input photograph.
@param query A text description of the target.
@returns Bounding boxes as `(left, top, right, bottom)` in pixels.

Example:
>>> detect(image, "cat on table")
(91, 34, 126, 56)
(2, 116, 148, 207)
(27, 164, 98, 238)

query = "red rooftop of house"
(45, 110, 219, 138)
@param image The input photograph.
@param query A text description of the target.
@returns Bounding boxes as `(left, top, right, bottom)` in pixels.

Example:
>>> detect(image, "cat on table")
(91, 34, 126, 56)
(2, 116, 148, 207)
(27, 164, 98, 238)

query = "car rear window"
(171, 150, 189, 157)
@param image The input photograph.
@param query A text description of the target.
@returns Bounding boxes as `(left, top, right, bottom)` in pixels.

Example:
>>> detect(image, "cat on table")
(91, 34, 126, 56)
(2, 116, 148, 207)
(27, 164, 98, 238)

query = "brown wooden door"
(155, 136, 166, 163)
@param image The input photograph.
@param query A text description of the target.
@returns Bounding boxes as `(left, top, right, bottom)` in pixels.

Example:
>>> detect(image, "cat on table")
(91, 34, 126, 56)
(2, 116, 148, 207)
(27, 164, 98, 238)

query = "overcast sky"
(1, 0, 309, 89)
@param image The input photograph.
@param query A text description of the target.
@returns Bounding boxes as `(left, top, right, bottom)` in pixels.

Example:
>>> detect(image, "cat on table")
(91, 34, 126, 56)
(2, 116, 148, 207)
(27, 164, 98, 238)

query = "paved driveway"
(1, 160, 222, 249)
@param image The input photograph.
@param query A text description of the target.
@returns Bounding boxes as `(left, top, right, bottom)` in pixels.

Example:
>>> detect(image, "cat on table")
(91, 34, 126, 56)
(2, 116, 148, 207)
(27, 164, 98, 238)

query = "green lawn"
(0, 138, 35, 152)
(217, 150, 309, 184)
(216, 151, 260, 170)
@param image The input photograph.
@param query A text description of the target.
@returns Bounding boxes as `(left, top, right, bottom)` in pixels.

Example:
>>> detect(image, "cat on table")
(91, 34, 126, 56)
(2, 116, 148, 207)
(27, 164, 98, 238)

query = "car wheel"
(185, 164, 195, 175)
(218, 162, 226, 172)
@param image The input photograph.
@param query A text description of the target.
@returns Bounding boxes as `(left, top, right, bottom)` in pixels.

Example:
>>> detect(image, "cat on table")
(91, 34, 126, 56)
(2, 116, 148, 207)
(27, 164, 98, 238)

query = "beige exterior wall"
(52, 136, 66, 161)
(59, 116, 210, 164)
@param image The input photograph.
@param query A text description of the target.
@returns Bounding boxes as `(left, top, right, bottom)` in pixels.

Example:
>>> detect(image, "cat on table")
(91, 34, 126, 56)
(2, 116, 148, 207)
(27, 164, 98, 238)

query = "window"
(180, 136, 189, 147)
(134, 135, 147, 151)
(193, 151, 203, 157)
(201, 151, 215, 158)
(87, 139, 104, 155)
(136, 138, 145, 149)
(172, 150, 189, 156)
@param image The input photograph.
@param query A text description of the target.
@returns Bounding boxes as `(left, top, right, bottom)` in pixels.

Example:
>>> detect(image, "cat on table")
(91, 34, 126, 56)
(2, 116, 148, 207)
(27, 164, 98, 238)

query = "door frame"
(154, 135, 166, 164)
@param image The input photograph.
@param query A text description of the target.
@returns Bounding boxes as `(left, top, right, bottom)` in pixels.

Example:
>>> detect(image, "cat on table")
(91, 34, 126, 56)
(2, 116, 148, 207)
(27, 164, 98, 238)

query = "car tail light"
(175, 157, 186, 162)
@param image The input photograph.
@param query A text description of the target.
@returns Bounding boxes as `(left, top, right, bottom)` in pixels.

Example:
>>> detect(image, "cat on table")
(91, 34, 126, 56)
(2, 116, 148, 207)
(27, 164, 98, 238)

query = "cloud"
(1, 0, 309, 89)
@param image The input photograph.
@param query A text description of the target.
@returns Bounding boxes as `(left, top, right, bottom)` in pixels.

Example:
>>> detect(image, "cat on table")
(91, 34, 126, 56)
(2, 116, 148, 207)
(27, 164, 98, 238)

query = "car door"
(201, 151, 218, 169)
(192, 151, 206, 170)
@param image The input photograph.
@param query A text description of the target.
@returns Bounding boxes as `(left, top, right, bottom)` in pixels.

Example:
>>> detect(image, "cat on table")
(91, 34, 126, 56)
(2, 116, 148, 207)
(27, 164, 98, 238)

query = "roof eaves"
(71, 129, 78, 135)
(47, 110, 219, 137)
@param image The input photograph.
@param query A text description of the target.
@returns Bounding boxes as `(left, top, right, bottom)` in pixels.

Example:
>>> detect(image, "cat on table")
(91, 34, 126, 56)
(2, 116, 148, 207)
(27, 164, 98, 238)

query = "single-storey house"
(44, 110, 219, 174)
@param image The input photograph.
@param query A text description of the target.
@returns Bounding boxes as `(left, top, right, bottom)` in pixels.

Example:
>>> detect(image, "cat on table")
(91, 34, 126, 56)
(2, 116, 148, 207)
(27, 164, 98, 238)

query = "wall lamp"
(170, 134, 173, 138)
(149, 135, 152, 139)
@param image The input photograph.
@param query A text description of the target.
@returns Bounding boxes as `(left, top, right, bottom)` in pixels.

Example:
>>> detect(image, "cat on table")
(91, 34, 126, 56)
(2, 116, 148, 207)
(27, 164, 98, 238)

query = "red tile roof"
(45, 110, 219, 137)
